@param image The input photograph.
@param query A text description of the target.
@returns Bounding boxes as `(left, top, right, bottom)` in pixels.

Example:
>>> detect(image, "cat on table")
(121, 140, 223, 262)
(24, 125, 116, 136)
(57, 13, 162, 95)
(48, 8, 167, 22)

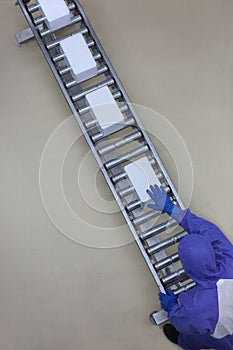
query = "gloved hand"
(146, 185, 174, 215)
(159, 289, 178, 312)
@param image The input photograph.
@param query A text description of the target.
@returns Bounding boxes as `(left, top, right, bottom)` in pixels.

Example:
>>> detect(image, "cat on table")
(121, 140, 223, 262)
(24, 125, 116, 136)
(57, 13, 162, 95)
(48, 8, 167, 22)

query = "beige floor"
(0, 1, 233, 349)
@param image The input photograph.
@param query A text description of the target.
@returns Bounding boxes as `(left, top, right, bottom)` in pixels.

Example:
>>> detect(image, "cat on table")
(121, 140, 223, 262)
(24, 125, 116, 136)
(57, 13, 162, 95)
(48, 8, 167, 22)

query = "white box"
(38, 0, 71, 31)
(124, 157, 161, 203)
(60, 33, 97, 83)
(85, 86, 124, 136)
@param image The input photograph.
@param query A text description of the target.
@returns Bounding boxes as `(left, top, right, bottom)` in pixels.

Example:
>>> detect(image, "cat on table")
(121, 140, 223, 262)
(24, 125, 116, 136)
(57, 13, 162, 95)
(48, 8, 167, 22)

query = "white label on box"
(124, 157, 161, 202)
(60, 33, 97, 83)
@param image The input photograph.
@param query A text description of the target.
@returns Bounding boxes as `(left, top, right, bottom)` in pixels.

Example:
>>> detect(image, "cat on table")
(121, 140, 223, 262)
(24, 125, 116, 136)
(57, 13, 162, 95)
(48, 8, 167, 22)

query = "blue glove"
(146, 185, 174, 214)
(146, 184, 184, 222)
(159, 289, 178, 312)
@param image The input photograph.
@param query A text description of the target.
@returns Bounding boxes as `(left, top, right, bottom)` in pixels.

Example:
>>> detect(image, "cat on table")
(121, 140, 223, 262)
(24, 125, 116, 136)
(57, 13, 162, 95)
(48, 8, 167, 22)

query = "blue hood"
(178, 234, 221, 287)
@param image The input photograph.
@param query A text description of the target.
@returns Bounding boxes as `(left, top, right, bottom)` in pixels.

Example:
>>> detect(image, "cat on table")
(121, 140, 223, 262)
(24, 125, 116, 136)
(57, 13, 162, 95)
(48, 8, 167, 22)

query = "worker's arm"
(147, 185, 232, 247)
(159, 289, 216, 335)
(168, 302, 214, 335)
(178, 209, 233, 258)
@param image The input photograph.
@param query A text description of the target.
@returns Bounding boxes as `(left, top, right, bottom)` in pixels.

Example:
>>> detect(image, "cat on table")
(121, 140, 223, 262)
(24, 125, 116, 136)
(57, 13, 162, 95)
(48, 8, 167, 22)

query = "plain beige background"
(0, 1, 233, 349)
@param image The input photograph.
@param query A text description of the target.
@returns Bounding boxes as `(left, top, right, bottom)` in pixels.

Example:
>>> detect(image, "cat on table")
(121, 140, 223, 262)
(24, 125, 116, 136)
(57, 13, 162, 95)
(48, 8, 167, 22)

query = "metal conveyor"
(16, 0, 195, 325)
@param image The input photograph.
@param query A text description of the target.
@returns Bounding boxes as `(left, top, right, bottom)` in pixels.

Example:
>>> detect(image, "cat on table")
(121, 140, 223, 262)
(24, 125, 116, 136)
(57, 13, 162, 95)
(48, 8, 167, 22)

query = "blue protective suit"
(169, 209, 233, 350)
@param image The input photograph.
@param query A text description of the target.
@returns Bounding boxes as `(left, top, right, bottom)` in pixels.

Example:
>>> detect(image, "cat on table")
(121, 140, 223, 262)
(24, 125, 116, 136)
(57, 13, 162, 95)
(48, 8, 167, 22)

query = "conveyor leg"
(15, 28, 34, 46)
(149, 310, 168, 325)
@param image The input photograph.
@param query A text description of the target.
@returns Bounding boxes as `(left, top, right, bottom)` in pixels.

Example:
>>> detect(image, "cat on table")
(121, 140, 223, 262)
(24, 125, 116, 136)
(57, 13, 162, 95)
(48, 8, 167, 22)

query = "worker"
(146, 184, 233, 350)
